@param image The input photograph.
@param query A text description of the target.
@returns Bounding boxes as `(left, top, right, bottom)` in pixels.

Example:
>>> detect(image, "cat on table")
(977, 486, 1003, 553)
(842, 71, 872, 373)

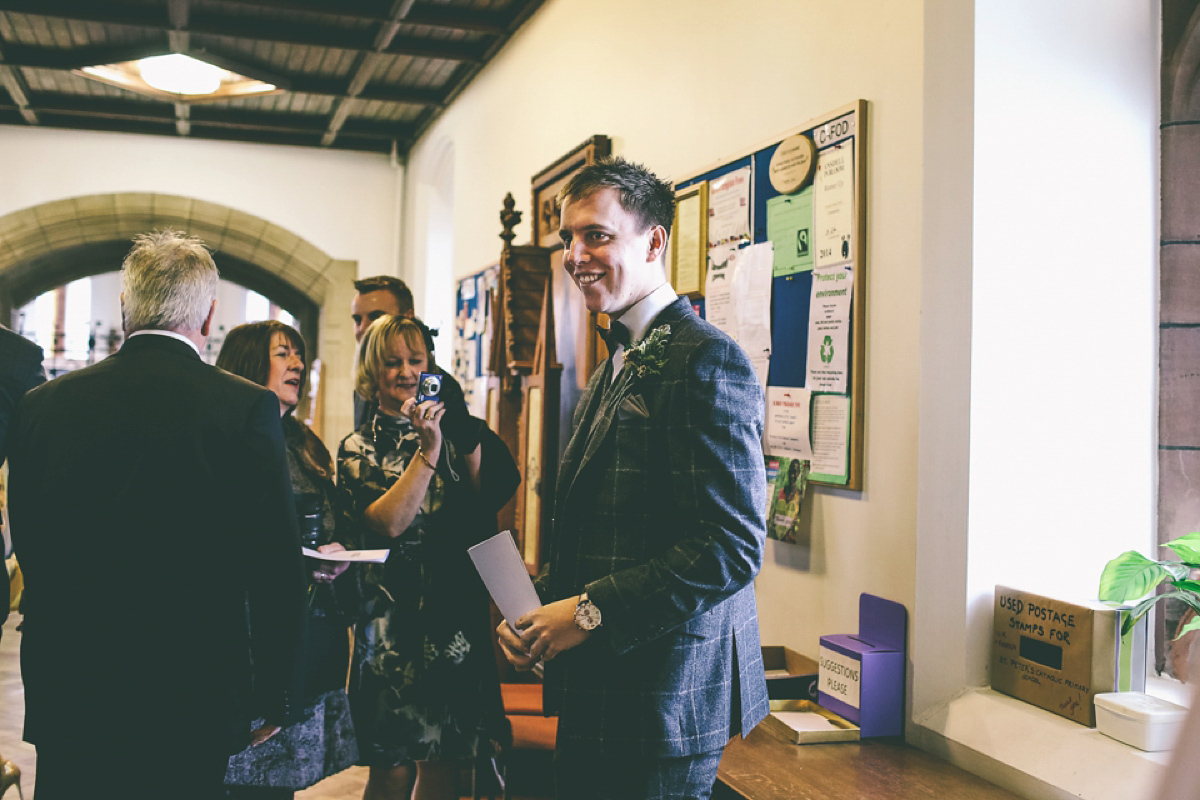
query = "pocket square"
(619, 394, 650, 420)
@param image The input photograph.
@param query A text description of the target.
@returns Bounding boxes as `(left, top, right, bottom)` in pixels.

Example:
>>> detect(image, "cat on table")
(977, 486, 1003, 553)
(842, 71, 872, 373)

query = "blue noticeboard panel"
(768, 272, 812, 387)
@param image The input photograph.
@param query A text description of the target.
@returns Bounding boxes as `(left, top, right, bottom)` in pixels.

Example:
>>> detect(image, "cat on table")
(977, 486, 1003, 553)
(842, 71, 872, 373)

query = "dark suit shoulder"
(656, 309, 756, 380)
(0, 326, 43, 363)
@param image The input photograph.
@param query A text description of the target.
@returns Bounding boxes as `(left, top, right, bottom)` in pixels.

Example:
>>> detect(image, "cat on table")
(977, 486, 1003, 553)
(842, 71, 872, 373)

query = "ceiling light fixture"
(138, 54, 225, 95)
(77, 54, 277, 103)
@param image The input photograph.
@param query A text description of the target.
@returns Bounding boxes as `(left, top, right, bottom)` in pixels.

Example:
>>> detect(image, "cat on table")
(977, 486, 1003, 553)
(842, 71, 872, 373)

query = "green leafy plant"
(1099, 531, 1200, 637)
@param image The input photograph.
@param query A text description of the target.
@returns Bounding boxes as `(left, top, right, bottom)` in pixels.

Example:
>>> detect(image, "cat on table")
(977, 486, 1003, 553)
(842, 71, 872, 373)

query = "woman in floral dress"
(339, 315, 505, 800)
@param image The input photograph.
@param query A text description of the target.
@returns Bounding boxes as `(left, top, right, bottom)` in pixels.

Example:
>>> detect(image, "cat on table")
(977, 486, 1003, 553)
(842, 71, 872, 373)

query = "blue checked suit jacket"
(540, 296, 769, 757)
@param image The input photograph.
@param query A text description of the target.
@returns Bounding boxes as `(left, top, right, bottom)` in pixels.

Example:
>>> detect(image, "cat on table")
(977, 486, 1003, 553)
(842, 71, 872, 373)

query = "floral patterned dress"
(338, 411, 503, 767)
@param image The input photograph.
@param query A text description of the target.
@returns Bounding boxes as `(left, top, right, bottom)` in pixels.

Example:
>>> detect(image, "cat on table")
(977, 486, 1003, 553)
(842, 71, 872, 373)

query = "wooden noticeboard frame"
(674, 100, 867, 490)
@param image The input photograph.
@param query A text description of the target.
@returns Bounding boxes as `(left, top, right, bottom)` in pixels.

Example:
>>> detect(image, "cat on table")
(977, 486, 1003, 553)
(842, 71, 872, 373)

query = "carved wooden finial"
(500, 193, 522, 244)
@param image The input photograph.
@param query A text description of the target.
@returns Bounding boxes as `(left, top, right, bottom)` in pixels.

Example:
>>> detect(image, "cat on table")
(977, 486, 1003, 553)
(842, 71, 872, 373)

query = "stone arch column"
(0, 193, 357, 440)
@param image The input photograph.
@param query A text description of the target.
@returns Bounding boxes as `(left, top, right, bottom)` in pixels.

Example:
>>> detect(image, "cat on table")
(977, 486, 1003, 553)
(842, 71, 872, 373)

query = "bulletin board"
(454, 264, 499, 420)
(674, 100, 866, 489)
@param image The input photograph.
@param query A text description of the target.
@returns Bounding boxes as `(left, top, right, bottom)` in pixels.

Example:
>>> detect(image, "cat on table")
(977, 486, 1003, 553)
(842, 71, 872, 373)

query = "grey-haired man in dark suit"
(0, 325, 44, 639)
(8, 231, 306, 800)
(498, 157, 769, 799)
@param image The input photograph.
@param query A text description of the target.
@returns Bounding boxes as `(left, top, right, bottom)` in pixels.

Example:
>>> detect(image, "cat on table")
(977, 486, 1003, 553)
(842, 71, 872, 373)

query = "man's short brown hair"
(353, 275, 414, 316)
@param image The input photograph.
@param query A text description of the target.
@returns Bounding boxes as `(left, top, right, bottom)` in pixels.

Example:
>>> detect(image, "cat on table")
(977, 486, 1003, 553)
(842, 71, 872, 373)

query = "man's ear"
(403, 309, 415, 319)
(200, 299, 217, 337)
(647, 225, 669, 264)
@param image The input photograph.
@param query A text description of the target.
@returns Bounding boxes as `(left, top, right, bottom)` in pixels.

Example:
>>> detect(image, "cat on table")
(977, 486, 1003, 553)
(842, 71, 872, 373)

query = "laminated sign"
(991, 585, 1145, 726)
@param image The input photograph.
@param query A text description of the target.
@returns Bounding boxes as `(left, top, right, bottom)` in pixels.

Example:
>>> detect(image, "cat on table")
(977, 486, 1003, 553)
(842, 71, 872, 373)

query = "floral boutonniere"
(624, 324, 671, 379)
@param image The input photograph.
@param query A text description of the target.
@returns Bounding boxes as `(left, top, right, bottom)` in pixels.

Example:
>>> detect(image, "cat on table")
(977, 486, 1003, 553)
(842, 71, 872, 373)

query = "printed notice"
(766, 189, 814, 276)
(707, 166, 752, 249)
(813, 144, 853, 267)
(819, 645, 861, 709)
(806, 266, 852, 393)
(765, 386, 812, 461)
(704, 253, 734, 336)
(809, 394, 850, 484)
(733, 242, 773, 387)
(673, 188, 704, 294)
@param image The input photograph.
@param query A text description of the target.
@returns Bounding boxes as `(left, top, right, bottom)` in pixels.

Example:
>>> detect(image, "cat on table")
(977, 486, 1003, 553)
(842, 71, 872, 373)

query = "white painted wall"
(0, 125, 402, 279)
(968, 0, 1158, 635)
(910, 2, 1160, 799)
(404, 0, 930, 656)
(403, 0, 1161, 797)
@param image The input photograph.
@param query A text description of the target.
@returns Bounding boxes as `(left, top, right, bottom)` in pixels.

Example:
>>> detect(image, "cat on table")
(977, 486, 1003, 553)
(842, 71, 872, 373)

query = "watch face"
(575, 599, 602, 631)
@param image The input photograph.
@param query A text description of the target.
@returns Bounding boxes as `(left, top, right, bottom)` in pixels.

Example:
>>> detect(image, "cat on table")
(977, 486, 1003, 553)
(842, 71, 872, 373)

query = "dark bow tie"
(598, 321, 631, 353)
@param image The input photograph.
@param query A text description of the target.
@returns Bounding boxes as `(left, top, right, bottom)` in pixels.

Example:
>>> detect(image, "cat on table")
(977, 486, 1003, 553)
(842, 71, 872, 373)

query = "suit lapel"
(557, 297, 693, 514)
(554, 358, 612, 516)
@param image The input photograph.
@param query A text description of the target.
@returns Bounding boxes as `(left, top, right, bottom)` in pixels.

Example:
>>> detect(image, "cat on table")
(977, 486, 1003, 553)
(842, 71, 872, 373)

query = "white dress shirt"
(610, 281, 678, 383)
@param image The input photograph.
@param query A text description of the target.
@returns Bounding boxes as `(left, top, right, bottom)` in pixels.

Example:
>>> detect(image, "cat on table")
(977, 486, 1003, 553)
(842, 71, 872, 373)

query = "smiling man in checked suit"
(497, 157, 769, 800)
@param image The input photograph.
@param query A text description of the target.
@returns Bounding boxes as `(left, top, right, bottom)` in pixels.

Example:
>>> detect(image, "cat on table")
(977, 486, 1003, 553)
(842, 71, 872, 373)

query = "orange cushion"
(501, 682, 544, 715)
(508, 714, 557, 750)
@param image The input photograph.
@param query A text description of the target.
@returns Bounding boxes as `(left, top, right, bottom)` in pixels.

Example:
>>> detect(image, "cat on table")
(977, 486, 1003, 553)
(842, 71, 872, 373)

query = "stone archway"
(0, 193, 358, 438)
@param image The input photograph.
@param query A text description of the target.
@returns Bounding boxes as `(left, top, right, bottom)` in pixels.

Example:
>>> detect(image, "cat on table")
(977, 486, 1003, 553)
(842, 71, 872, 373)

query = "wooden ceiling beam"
(0, 43, 38, 123)
(2, 43, 447, 107)
(322, 0, 414, 147)
(0, 107, 393, 153)
(10, 91, 409, 141)
(0, 1, 484, 61)
(0, 41, 172, 71)
(167, 0, 189, 135)
(216, 0, 510, 34)
(403, 4, 508, 34)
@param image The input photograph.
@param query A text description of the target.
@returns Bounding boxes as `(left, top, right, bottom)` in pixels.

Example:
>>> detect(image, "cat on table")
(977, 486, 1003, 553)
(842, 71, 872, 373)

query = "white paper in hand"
(468, 531, 542, 630)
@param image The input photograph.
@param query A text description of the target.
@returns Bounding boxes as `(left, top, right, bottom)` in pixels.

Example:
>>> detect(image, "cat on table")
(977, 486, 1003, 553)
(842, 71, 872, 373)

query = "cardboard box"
(762, 646, 818, 700)
(817, 594, 907, 738)
(761, 699, 860, 744)
(991, 586, 1146, 726)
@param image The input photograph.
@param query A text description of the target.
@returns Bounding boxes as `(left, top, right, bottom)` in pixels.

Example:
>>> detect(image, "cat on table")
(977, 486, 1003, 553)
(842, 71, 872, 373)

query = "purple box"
(817, 593, 906, 737)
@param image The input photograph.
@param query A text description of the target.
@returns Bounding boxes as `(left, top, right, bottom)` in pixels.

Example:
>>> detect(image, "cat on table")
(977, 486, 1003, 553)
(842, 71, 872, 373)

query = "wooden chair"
(499, 681, 557, 800)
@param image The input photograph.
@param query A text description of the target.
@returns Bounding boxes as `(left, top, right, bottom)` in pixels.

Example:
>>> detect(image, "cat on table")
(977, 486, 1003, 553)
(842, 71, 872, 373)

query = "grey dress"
(224, 416, 359, 792)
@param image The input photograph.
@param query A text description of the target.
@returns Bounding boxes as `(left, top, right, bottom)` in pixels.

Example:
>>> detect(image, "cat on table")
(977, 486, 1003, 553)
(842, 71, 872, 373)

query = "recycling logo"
(820, 335, 834, 364)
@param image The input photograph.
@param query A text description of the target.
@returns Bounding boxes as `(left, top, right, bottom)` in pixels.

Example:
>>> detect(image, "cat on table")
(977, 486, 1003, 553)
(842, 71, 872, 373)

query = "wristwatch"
(573, 593, 602, 631)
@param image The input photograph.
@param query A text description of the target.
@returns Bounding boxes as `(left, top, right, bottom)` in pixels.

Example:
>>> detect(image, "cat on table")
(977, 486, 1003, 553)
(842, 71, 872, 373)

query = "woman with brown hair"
(216, 320, 359, 798)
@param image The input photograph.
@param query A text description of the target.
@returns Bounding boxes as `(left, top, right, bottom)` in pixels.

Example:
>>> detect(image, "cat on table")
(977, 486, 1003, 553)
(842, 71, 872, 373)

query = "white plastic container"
(1093, 692, 1188, 751)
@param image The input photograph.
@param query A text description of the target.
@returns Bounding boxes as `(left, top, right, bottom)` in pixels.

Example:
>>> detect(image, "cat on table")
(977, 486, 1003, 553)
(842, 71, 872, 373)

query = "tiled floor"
(0, 615, 551, 800)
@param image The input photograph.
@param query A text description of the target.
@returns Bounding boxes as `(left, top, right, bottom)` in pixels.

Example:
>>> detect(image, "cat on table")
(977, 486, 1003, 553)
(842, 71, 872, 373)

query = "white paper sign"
(810, 394, 850, 480)
(704, 250, 735, 336)
(707, 166, 752, 247)
(819, 645, 862, 709)
(806, 266, 852, 393)
(766, 386, 812, 461)
(732, 241, 774, 367)
(814, 144, 853, 267)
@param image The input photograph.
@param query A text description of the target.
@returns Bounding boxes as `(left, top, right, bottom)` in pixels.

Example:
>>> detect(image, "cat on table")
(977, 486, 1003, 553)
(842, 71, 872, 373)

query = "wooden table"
(715, 727, 1023, 800)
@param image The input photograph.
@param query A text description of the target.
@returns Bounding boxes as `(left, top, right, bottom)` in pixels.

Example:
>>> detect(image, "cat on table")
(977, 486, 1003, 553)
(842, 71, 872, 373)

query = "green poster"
(767, 188, 814, 277)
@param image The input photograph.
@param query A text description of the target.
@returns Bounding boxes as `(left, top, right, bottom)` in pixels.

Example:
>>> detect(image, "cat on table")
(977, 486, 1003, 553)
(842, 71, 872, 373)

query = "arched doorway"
(0, 193, 359, 438)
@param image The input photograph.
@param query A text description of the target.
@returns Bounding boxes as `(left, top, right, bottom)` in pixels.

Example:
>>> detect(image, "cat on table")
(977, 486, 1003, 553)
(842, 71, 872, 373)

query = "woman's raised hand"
(401, 397, 445, 464)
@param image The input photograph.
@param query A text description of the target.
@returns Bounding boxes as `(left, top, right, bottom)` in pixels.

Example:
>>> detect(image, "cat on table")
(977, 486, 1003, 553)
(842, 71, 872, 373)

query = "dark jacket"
(541, 297, 770, 757)
(8, 333, 306, 754)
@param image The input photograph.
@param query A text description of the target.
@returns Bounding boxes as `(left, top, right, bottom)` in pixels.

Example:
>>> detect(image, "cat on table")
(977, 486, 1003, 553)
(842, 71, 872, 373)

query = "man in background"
(498, 157, 769, 799)
(349, 273, 520, 519)
(351, 275, 415, 428)
(0, 325, 43, 640)
(8, 231, 306, 800)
